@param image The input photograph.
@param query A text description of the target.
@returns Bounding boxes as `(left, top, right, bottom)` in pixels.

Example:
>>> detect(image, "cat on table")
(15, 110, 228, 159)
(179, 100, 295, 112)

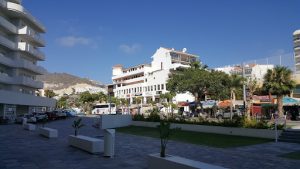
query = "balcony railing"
(0, 53, 14, 66)
(0, 73, 14, 84)
(0, 15, 17, 33)
(0, 35, 15, 49)
(17, 59, 46, 75)
(18, 26, 45, 46)
(18, 42, 45, 60)
(5, 1, 45, 32)
(14, 76, 43, 89)
(113, 69, 144, 79)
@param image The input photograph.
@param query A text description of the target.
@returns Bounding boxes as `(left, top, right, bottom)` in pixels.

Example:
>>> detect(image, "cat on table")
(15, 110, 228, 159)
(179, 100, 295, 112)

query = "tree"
(228, 74, 244, 120)
(44, 89, 57, 98)
(167, 64, 209, 113)
(57, 96, 68, 108)
(263, 66, 296, 117)
(245, 78, 259, 120)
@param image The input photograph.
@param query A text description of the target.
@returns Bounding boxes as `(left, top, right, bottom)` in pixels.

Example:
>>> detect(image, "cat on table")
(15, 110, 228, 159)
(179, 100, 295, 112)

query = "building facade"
(215, 64, 274, 85)
(0, 0, 56, 120)
(294, 29, 300, 73)
(112, 47, 198, 104)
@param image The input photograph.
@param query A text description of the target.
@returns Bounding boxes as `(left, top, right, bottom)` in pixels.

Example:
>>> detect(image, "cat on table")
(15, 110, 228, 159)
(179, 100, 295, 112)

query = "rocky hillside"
(37, 73, 107, 96)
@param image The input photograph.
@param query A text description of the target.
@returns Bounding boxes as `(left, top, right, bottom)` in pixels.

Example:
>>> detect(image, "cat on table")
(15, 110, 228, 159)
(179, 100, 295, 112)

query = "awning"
(283, 97, 300, 106)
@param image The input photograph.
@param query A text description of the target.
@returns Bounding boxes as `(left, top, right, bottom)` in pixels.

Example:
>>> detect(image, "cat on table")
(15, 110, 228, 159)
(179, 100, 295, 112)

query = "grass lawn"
(117, 126, 272, 148)
(280, 151, 300, 160)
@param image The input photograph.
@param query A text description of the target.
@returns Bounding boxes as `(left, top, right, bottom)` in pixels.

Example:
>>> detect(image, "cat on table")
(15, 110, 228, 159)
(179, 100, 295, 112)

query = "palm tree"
(263, 66, 295, 117)
(245, 78, 259, 120)
(229, 74, 244, 120)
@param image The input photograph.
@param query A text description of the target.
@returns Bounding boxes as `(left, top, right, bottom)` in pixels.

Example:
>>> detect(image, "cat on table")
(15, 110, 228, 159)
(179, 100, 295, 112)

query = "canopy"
(218, 100, 231, 108)
(283, 97, 300, 106)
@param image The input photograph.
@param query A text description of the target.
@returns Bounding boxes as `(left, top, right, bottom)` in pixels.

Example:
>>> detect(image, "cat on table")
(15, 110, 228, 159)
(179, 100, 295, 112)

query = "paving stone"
(1, 117, 300, 169)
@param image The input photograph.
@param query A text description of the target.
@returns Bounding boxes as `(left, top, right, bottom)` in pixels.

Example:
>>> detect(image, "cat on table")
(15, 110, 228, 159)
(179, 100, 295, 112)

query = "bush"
(132, 114, 145, 121)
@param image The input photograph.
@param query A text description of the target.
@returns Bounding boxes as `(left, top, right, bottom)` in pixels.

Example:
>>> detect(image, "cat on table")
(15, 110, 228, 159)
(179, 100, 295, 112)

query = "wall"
(132, 121, 281, 139)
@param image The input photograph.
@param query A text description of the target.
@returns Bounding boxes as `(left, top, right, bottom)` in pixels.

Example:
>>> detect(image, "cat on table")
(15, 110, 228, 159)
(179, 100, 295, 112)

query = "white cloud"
(119, 43, 141, 54)
(57, 36, 92, 47)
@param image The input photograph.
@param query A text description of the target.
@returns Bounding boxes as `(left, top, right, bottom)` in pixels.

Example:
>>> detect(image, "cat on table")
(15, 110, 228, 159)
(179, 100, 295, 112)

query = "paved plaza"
(1, 117, 300, 169)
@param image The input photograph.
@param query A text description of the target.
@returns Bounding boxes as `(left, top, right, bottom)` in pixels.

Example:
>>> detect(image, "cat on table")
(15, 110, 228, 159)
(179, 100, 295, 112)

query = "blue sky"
(24, 0, 300, 84)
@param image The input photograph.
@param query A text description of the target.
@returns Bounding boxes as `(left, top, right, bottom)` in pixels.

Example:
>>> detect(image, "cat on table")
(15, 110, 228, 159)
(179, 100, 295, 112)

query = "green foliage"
(263, 66, 296, 116)
(157, 120, 181, 157)
(57, 96, 68, 108)
(263, 66, 296, 96)
(79, 91, 107, 103)
(72, 118, 85, 136)
(44, 89, 57, 98)
(146, 108, 161, 122)
(132, 114, 145, 121)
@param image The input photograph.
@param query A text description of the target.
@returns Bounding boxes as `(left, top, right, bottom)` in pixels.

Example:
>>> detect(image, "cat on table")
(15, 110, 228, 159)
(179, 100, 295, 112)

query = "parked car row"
(16, 109, 79, 124)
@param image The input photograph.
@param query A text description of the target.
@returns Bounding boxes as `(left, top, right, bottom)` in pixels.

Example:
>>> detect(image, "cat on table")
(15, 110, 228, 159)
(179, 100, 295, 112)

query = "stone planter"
(39, 127, 58, 138)
(23, 123, 36, 131)
(148, 153, 229, 169)
(68, 135, 104, 154)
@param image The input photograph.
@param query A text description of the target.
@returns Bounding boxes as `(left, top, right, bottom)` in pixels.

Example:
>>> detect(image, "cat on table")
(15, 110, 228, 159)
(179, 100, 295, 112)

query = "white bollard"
(104, 129, 115, 157)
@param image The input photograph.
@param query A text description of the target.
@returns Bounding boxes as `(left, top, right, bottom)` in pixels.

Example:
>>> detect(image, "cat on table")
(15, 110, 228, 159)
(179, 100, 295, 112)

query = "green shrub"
(132, 114, 145, 121)
(146, 108, 161, 122)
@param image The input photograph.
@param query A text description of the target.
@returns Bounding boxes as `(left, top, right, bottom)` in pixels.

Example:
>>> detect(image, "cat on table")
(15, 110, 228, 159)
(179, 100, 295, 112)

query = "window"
(134, 88, 136, 93)
(154, 85, 156, 91)
(158, 84, 160, 90)
(148, 86, 150, 91)
(151, 86, 153, 91)
(140, 87, 142, 92)
(161, 84, 164, 90)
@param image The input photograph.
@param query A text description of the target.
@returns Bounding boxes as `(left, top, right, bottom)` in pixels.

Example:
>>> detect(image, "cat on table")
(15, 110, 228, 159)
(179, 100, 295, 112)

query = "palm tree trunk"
(230, 90, 233, 120)
(277, 95, 284, 117)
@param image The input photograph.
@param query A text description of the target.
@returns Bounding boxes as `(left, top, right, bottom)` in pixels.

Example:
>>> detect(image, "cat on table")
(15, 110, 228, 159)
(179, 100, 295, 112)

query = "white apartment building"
(215, 64, 274, 85)
(112, 47, 198, 104)
(294, 29, 300, 73)
(0, 0, 56, 120)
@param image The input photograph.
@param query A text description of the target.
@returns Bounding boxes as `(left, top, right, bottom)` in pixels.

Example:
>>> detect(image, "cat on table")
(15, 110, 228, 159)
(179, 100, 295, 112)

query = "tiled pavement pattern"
(1, 117, 300, 169)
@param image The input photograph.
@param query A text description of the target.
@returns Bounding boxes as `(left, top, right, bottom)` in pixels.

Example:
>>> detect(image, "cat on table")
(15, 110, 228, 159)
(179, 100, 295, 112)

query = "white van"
(92, 103, 116, 115)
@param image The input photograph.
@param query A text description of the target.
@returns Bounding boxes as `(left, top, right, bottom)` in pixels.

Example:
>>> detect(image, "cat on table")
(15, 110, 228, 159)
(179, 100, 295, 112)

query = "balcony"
(0, 35, 15, 50)
(14, 76, 43, 89)
(17, 59, 46, 75)
(113, 69, 144, 80)
(18, 42, 45, 60)
(2, 0, 45, 32)
(0, 72, 14, 84)
(0, 15, 17, 33)
(0, 53, 14, 67)
(18, 26, 45, 46)
(295, 46, 300, 51)
(120, 76, 145, 84)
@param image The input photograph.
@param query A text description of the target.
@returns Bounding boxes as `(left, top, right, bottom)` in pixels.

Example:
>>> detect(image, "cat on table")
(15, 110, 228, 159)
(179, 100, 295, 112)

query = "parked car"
(216, 109, 242, 120)
(45, 111, 58, 121)
(63, 109, 77, 117)
(15, 114, 37, 123)
(33, 112, 48, 122)
(54, 110, 67, 119)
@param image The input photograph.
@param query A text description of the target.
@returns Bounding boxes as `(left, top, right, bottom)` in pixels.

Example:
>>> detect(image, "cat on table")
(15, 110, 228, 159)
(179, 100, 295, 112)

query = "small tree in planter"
(41, 117, 48, 128)
(72, 118, 85, 136)
(157, 120, 180, 157)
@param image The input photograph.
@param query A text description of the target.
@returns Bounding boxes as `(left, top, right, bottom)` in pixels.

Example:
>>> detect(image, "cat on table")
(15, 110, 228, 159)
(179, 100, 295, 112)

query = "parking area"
(1, 117, 300, 169)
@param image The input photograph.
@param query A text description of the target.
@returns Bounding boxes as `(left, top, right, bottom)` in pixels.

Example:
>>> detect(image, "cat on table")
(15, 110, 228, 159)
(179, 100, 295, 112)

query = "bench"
(39, 127, 58, 138)
(23, 123, 36, 131)
(148, 153, 229, 169)
(68, 135, 104, 154)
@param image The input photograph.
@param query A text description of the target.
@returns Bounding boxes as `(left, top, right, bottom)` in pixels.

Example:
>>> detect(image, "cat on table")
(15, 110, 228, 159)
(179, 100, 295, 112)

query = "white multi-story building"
(215, 64, 274, 85)
(112, 47, 198, 104)
(0, 0, 56, 120)
(294, 29, 300, 73)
